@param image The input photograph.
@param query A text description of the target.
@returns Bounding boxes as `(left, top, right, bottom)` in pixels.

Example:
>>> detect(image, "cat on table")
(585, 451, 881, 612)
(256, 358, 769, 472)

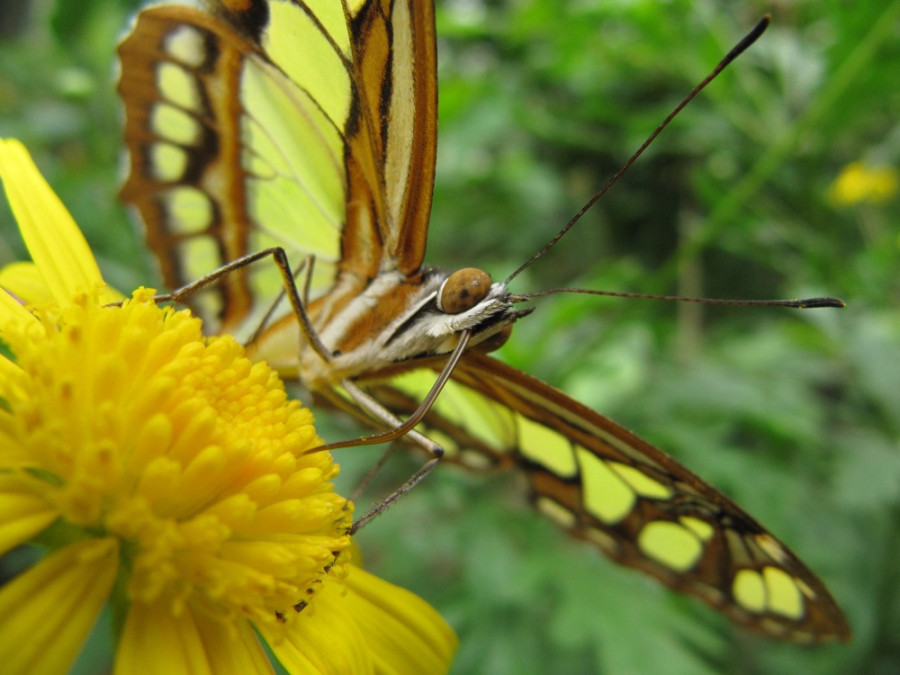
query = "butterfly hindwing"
(354, 353, 850, 642)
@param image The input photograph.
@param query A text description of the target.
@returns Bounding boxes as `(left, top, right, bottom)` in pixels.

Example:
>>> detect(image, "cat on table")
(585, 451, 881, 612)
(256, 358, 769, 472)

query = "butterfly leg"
(314, 331, 473, 532)
(155, 247, 337, 363)
(316, 379, 442, 532)
(244, 253, 314, 348)
(153, 247, 285, 303)
(349, 442, 400, 502)
(320, 328, 471, 451)
(158, 250, 467, 532)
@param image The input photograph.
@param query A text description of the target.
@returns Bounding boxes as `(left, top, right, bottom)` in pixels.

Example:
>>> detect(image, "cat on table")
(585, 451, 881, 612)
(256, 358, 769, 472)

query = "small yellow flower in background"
(0, 139, 457, 674)
(828, 161, 898, 207)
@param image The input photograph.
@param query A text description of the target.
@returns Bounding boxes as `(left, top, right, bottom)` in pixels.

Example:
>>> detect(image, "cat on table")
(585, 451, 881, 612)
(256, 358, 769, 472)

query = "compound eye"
(437, 268, 492, 314)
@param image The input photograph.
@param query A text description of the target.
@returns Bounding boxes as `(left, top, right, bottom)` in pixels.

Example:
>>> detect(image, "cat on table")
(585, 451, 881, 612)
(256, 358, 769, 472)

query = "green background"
(1, 0, 898, 673)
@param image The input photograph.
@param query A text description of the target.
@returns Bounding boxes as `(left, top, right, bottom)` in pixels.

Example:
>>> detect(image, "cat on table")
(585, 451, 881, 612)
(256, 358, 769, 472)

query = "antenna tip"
(752, 15, 771, 37)
(796, 297, 846, 309)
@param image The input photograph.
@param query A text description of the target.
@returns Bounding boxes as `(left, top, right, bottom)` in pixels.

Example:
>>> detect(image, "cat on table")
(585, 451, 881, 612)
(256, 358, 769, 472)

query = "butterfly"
(117, 0, 850, 643)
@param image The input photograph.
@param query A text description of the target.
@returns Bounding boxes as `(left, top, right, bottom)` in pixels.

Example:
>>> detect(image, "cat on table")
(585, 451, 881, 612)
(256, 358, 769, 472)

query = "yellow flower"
(828, 160, 898, 206)
(0, 139, 457, 674)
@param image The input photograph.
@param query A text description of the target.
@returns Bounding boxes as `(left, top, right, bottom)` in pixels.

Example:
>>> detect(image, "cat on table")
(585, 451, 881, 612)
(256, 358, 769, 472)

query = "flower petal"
(0, 261, 54, 308)
(0, 537, 117, 675)
(265, 564, 457, 675)
(0, 139, 107, 304)
(264, 590, 373, 675)
(0, 479, 58, 555)
(0, 284, 36, 338)
(0, 350, 24, 384)
(117, 598, 273, 675)
(195, 610, 275, 675)
(345, 565, 458, 674)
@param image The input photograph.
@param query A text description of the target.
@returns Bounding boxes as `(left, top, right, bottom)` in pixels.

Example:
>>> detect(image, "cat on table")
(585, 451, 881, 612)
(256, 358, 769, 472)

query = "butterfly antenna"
(517, 287, 845, 309)
(504, 15, 771, 286)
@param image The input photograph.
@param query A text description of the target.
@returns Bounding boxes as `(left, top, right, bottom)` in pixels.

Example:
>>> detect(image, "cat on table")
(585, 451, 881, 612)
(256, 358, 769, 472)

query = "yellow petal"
(266, 588, 373, 675)
(266, 563, 457, 675)
(0, 139, 106, 304)
(345, 565, 458, 675)
(116, 598, 272, 675)
(0, 537, 117, 675)
(0, 481, 58, 555)
(0, 261, 55, 307)
(195, 611, 275, 675)
(0, 285, 37, 338)
(117, 596, 212, 675)
(0, 354, 23, 386)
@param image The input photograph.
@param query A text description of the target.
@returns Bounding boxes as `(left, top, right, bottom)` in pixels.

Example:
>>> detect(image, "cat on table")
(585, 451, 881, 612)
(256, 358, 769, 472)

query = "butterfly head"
(402, 266, 528, 353)
(347, 265, 531, 378)
(436, 268, 493, 314)
(435, 266, 533, 353)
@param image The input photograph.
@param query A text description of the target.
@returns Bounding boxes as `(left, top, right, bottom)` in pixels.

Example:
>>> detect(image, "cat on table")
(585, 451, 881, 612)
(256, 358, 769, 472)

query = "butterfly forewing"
(342, 0, 437, 275)
(119, 0, 436, 338)
(118, 0, 850, 643)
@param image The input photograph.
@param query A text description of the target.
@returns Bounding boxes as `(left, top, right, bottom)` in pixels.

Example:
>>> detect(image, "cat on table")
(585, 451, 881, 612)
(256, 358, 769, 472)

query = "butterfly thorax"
(253, 266, 530, 389)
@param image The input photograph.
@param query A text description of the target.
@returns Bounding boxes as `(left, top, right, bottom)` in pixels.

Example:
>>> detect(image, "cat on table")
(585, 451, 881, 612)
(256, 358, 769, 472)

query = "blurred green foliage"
(1, 0, 898, 673)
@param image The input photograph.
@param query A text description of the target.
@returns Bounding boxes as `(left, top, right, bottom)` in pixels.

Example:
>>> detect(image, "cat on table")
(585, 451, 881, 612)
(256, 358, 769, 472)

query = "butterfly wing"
(347, 352, 850, 643)
(118, 0, 850, 643)
(118, 0, 436, 336)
